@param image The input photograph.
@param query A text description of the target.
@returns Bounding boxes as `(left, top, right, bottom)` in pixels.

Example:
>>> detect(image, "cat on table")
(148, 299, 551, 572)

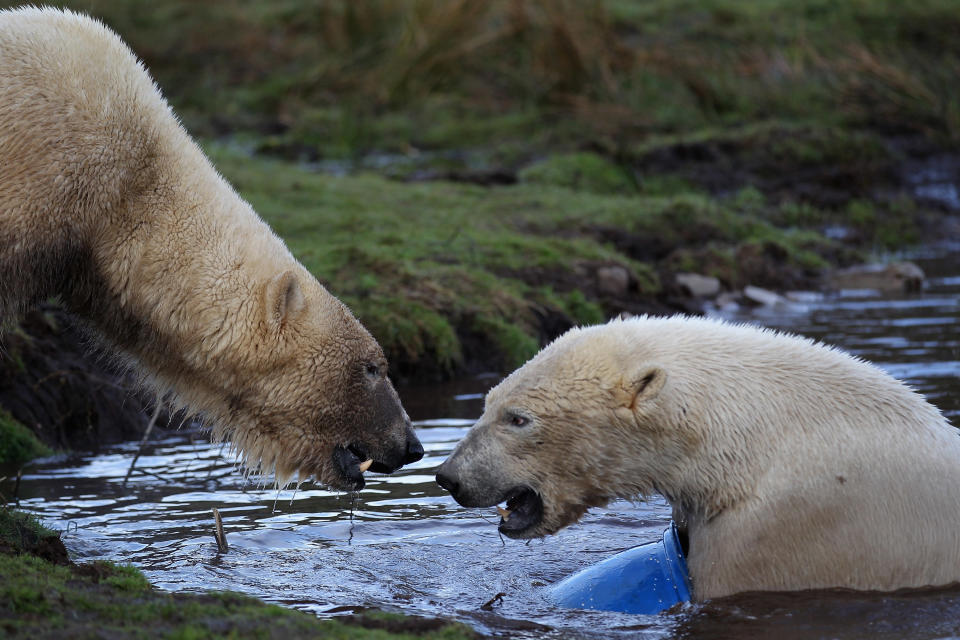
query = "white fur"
(455, 314, 960, 598)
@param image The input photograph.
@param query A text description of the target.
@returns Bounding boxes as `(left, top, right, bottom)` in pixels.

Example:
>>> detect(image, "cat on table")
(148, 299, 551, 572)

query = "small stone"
(828, 262, 925, 293)
(742, 285, 784, 307)
(785, 291, 824, 303)
(596, 265, 631, 297)
(675, 273, 721, 298)
(714, 292, 742, 312)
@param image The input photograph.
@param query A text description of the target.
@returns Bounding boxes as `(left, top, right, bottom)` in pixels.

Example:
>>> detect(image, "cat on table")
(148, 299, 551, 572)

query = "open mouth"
(495, 486, 543, 537)
(332, 444, 393, 490)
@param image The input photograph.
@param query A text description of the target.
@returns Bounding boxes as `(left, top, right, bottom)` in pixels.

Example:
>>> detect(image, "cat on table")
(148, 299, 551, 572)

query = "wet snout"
(436, 422, 545, 537)
(332, 376, 423, 490)
(375, 420, 424, 473)
(401, 423, 424, 464)
(434, 422, 505, 508)
(435, 455, 497, 508)
(372, 377, 423, 470)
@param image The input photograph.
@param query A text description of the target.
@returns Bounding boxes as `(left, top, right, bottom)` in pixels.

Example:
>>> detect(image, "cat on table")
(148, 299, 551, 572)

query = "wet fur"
(0, 7, 412, 488)
(439, 315, 960, 599)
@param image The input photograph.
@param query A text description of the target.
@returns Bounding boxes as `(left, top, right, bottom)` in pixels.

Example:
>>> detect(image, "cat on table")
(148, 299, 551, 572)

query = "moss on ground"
(208, 143, 859, 378)
(0, 408, 52, 469)
(0, 508, 476, 639)
(519, 153, 637, 195)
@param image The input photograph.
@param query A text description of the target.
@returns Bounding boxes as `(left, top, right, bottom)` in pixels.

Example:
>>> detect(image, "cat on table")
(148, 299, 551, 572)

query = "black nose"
(435, 471, 460, 497)
(404, 436, 424, 464)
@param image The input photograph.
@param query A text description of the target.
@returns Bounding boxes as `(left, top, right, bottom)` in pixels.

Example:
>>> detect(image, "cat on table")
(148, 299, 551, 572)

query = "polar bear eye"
(508, 414, 530, 427)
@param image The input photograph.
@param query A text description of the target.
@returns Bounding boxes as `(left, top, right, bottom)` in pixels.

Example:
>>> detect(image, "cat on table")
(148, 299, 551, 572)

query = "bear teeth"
(496, 506, 512, 520)
(358, 459, 373, 473)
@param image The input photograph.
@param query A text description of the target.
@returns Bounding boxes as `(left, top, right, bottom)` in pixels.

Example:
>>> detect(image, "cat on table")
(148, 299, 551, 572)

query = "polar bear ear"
(619, 365, 666, 410)
(264, 270, 306, 330)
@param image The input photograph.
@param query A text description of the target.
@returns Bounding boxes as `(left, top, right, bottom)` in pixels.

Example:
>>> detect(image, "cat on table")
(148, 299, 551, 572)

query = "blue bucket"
(548, 522, 691, 615)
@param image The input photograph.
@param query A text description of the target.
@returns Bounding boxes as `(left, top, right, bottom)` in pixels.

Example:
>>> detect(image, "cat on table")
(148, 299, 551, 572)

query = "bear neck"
(640, 319, 960, 599)
(64, 131, 303, 422)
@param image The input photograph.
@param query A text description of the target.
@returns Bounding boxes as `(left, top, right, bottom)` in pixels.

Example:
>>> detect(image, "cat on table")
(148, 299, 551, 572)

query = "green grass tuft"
(199, 143, 868, 376)
(519, 152, 636, 195)
(0, 507, 478, 638)
(0, 408, 52, 468)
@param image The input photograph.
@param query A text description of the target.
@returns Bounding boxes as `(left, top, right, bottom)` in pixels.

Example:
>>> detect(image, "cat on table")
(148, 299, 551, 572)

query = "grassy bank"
(0, 508, 476, 639)
(44, 0, 960, 155)
(0, 409, 51, 469)
(211, 143, 871, 378)
(211, 140, 946, 379)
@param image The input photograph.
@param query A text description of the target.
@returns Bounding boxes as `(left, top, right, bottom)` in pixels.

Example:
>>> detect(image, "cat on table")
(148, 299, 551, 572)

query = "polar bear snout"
(332, 424, 421, 491)
(436, 424, 548, 538)
(328, 379, 422, 491)
(436, 456, 546, 537)
(433, 468, 461, 500)
(434, 432, 508, 509)
(434, 459, 493, 509)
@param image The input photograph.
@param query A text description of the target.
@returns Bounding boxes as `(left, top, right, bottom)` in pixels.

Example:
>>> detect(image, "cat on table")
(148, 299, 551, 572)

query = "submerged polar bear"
(436, 315, 960, 599)
(0, 7, 422, 489)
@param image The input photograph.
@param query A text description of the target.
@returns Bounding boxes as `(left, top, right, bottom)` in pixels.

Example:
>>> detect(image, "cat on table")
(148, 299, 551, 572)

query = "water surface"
(6, 247, 959, 639)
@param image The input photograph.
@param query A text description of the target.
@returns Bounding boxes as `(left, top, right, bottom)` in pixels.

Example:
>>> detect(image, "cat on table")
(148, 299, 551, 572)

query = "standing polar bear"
(0, 7, 422, 489)
(436, 315, 960, 599)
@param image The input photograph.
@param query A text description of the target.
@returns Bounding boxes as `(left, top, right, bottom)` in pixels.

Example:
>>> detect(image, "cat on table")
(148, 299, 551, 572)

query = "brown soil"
(0, 512, 70, 566)
(342, 611, 480, 637)
(629, 126, 901, 208)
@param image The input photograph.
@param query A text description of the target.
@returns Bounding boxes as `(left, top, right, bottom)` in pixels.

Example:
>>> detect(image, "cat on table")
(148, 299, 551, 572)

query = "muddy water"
(6, 246, 960, 639)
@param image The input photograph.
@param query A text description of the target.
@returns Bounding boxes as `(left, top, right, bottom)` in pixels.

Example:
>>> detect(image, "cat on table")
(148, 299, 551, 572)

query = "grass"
(0, 509, 53, 552)
(0, 408, 52, 469)
(0, 0, 945, 377)
(207, 143, 869, 377)
(0, 508, 477, 639)
(518, 152, 637, 195)
(15, 0, 951, 162)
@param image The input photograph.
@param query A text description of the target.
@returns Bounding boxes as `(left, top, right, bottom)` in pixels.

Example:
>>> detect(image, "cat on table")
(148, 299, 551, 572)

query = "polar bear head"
(435, 319, 702, 538)
(143, 267, 423, 493)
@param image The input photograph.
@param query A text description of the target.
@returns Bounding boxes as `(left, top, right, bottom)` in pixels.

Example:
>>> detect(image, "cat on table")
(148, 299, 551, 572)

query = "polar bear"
(0, 7, 422, 490)
(436, 315, 960, 599)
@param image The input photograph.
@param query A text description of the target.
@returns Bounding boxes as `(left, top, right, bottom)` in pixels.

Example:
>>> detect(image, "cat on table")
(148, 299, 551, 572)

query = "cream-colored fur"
(0, 7, 418, 490)
(437, 315, 960, 599)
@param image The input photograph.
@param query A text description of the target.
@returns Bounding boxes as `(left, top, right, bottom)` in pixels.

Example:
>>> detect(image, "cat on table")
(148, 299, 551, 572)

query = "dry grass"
(45, 0, 959, 149)
(838, 45, 960, 138)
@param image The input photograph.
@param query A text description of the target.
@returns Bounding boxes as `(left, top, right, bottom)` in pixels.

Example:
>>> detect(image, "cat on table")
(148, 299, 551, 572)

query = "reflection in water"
(4, 247, 960, 639)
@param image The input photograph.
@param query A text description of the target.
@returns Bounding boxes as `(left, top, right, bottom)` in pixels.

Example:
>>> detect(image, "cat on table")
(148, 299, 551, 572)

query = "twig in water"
(13, 469, 22, 506)
(213, 508, 229, 553)
(122, 399, 163, 487)
(481, 592, 506, 611)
